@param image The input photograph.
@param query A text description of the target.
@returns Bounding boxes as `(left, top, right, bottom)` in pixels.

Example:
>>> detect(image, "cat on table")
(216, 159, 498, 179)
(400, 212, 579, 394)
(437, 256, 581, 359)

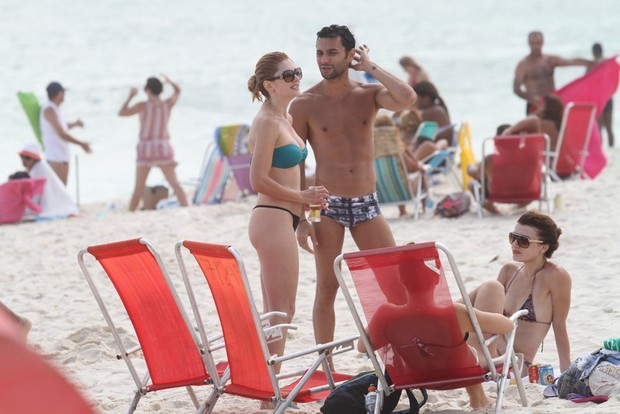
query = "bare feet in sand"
(483, 200, 501, 215)
(466, 384, 496, 409)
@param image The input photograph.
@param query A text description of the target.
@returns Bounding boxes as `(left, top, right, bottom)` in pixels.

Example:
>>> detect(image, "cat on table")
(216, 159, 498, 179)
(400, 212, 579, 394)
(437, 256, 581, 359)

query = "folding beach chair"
(373, 125, 427, 220)
(472, 134, 551, 218)
(175, 240, 358, 414)
(0, 305, 97, 414)
(225, 153, 255, 199)
(77, 238, 226, 414)
(420, 122, 462, 188)
(217, 125, 256, 200)
(0, 177, 46, 224)
(334, 242, 528, 414)
(411, 120, 438, 143)
(549, 102, 597, 181)
(193, 142, 229, 205)
(194, 124, 253, 204)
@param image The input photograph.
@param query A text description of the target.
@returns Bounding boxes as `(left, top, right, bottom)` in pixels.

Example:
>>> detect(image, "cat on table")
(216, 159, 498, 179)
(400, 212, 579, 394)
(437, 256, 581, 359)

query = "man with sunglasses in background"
(289, 24, 416, 354)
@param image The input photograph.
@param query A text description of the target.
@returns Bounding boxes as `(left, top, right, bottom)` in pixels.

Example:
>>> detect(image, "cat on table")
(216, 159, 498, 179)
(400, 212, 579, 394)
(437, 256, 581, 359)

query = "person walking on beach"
(40, 81, 92, 185)
(246, 52, 329, 375)
(289, 24, 417, 351)
(118, 75, 188, 211)
(513, 31, 592, 114)
(588, 42, 614, 147)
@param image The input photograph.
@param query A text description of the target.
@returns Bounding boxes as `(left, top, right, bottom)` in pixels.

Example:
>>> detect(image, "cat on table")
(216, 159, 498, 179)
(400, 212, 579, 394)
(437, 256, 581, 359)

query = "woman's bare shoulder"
(498, 262, 520, 283)
(543, 261, 571, 282)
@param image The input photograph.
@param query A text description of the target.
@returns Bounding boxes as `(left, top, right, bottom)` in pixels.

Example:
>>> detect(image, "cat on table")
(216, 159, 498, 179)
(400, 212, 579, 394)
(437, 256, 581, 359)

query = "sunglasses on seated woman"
(268, 67, 303, 82)
(509, 232, 545, 248)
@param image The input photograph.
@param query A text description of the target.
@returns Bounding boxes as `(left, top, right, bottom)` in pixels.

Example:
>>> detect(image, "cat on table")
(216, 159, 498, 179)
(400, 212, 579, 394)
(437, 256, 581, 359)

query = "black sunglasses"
(268, 67, 303, 83)
(509, 232, 545, 249)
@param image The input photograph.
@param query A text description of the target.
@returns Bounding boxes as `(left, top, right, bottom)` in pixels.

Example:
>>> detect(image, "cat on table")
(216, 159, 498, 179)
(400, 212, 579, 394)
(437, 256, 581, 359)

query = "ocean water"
(1, 0, 619, 204)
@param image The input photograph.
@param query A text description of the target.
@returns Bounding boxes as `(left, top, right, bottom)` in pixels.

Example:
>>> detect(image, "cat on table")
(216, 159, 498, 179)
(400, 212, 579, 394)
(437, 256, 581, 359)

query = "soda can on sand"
(528, 364, 540, 383)
(539, 364, 555, 385)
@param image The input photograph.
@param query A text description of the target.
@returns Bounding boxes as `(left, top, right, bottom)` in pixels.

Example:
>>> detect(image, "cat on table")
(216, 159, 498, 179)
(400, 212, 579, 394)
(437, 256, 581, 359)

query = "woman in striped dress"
(118, 75, 188, 211)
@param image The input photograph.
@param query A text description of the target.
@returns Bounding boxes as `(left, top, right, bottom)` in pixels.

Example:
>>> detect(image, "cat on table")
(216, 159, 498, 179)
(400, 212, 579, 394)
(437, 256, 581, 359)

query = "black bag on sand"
(320, 370, 428, 414)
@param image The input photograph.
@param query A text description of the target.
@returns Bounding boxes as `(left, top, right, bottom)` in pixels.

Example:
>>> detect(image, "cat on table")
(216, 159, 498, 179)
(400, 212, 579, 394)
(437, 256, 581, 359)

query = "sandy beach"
(2, 148, 619, 414)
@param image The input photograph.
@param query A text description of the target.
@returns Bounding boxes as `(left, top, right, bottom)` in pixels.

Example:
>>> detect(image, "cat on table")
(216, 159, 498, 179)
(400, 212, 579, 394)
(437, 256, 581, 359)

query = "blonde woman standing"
(247, 52, 328, 369)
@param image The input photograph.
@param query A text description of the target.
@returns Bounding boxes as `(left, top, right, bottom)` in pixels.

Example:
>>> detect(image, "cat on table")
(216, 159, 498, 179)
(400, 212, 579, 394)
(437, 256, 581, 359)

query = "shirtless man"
(289, 24, 416, 347)
(513, 31, 592, 114)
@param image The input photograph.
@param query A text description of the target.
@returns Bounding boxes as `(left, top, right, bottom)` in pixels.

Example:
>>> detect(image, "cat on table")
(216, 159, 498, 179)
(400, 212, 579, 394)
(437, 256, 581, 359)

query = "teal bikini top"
(272, 144, 308, 169)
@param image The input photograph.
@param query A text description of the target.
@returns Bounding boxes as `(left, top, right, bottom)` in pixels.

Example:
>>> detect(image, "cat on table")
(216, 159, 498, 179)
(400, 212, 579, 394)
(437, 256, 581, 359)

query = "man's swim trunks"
(321, 192, 382, 228)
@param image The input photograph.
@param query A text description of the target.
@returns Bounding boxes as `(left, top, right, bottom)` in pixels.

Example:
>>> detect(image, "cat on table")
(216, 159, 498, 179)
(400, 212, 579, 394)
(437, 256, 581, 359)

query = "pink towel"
(555, 56, 620, 178)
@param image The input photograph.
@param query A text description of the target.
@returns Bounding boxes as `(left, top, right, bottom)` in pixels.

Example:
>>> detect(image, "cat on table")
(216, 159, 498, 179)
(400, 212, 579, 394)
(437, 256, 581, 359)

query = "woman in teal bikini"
(246, 52, 329, 373)
(496, 211, 572, 375)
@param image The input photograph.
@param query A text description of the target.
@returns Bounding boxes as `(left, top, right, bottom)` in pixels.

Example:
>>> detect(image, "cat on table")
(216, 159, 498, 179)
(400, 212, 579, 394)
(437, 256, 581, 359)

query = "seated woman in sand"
(17, 142, 79, 219)
(358, 271, 515, 409)
(467, 94, 564, 214)
(468, 211, 571, 375)
(411, 80, 455, 161)
(502, 94, 564, 150)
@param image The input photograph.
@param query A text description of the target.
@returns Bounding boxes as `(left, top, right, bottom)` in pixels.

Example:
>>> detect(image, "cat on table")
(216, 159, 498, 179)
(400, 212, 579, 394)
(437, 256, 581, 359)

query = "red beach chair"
(77, 238, 226, 414)
(175, 240, 357, 414)
(0, 305, 97, 414)
(550, 102, 597, 180)
(334, 242, 528, 414)
(473, 133, 551, 217)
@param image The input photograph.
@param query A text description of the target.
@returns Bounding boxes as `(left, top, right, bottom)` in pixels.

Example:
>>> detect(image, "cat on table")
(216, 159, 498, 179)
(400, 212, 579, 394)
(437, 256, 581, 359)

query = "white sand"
(2, 149, 619, 414)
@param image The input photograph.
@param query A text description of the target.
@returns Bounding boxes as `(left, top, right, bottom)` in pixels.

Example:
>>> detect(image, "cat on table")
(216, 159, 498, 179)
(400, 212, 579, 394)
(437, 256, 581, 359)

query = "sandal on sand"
(543, 376, 559, 398)
(543, 383, 558, 398)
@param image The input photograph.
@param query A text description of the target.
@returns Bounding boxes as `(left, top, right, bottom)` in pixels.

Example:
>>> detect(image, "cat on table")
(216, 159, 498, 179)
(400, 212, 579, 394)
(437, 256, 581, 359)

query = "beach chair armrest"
(508, 309, 529, 322)
(270, 335, 358, 365)
(116, 344, 142, 359)
(260, 311, 288, 320)
(264, 323, 298, 344)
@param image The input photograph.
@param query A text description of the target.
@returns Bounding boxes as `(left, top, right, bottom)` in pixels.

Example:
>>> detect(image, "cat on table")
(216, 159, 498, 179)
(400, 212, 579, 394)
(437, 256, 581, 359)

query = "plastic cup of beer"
(308, 186, 322, 222)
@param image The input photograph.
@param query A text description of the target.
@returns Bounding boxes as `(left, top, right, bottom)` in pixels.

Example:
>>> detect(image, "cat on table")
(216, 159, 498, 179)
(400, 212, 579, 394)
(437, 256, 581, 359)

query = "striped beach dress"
(137, 100, 176, 166)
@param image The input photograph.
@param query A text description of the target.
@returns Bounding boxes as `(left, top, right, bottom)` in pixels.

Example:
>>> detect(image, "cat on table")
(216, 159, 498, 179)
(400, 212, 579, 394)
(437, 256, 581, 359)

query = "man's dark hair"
(317, 24, 356, 53)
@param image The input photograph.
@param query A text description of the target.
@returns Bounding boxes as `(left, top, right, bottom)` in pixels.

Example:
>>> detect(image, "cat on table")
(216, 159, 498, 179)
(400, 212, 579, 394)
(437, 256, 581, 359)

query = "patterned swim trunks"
(321, 192, 382, 228)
